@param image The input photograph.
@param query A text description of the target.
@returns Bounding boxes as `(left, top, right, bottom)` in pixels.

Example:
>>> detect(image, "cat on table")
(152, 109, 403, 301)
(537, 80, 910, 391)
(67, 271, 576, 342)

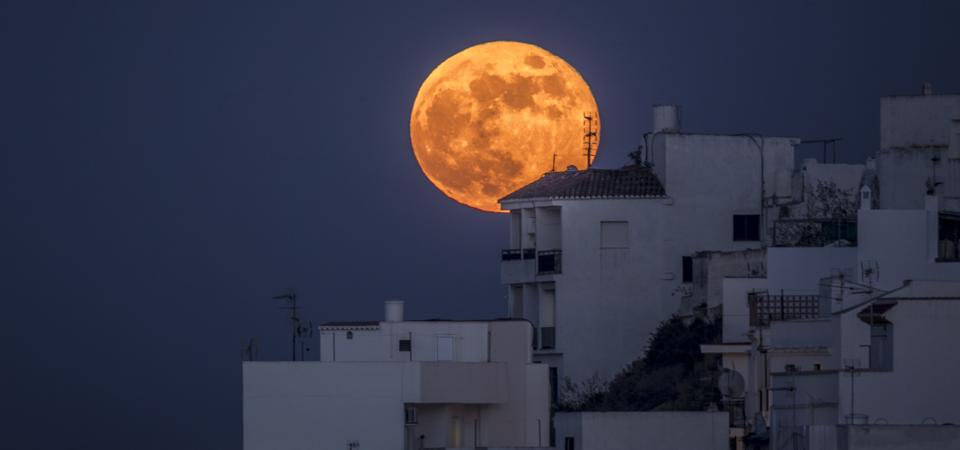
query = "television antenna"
(860, 260, 880, 286)
(241, 337, 259, 361)
(273, 289, 300, 361)
(583, 112, 598, 169)
(843, 358, 863, 424)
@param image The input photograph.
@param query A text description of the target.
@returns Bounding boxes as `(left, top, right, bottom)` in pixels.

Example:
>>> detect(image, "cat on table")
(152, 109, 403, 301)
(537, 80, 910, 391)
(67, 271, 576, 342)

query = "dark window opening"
(549, 367, 558, 406)
(870, 323, 893, 371)
(733, 214, 761, 241)
(682, 256, 693, 283)
(938, 214, 960, 260)
(399, 339, 411, 352)
(564, 436, 575, 450)
(540, 327, 555, 350)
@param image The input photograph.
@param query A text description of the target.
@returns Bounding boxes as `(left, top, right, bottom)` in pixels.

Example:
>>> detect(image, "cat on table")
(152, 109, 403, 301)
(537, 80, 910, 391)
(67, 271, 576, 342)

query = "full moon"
(410, 41, 600, 212)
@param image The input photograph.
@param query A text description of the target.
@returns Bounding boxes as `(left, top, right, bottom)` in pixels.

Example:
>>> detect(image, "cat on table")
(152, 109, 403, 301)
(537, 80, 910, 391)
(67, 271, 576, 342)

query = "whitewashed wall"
(555, 411, 728, 450)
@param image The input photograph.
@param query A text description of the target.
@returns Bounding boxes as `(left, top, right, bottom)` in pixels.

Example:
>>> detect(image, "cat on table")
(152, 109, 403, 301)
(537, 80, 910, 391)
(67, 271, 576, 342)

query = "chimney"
(653, 104, 681, 133)
(384, 300, 404, 322)
(860, 185, 873, 211)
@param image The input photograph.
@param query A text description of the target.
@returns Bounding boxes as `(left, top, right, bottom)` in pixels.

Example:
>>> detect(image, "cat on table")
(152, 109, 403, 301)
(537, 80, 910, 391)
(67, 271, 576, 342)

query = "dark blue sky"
(2, 1, 958, 448)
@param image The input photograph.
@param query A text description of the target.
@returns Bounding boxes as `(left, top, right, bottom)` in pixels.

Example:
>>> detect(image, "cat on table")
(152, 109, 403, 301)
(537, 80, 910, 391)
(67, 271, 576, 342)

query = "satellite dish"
(717, 368, 746, 398)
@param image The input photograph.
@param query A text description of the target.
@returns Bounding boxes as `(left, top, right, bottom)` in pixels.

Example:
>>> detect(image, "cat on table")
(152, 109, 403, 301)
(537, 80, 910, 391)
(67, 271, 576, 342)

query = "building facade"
(243, 301, 550, 450)
(702, 88, 960, 450)
(499, 105, 798, 389)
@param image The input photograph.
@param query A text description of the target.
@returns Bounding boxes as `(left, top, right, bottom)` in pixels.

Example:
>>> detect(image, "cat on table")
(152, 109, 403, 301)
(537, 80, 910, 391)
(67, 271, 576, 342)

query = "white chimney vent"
(384, 300, 404, 322)
(653, 104, 681, 133)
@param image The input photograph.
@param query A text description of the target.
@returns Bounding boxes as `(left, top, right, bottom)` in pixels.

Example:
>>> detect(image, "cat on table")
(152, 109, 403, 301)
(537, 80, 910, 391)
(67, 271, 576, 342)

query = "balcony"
(749, 292, 821, 326)
(501, 248, 562, 284)
(771, 218, 857, 247)
(537, 250, 562, 275)
(501, 248, 537, 284)
(501, 248, 536, 261)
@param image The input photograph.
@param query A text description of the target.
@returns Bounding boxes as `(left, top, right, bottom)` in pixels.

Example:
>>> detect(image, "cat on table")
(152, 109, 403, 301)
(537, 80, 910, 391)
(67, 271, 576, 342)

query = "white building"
(702, 87, 960, 450)
(499, 105, 799, 390)
(554, 411, 729, 450)
(242, 301, 550, 450)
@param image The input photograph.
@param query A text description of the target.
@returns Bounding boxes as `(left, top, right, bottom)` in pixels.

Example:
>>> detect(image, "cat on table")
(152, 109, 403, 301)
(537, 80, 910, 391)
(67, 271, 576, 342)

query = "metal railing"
(501, 248, 536, 261)
(772, 218, 857, 247)
(537, 250, 562, 274)
(749, 292, 821, 326)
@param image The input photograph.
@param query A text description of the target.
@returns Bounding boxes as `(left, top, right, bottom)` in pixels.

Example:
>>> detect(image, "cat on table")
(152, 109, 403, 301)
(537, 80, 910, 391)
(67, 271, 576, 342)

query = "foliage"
(558, 315, 722, 412)
(777, 180, 858, 247)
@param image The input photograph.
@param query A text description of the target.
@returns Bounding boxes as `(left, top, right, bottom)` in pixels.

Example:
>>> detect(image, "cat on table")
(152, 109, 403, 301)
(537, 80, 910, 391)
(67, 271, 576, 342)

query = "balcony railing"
(772, 218, 857, 247)
(749, 292, 820, 326)
(537, 250, 562, 275)
(501, 248, 536, 261)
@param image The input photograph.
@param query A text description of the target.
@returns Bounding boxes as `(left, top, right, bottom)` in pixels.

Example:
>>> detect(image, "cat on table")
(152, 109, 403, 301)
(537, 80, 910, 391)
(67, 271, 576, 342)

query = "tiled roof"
(500, 165, 666, 202)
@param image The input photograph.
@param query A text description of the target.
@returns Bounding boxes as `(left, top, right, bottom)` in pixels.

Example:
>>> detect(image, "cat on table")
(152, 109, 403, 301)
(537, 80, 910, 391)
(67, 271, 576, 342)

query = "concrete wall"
(877, 94, 960, 210)
(550, 198, 669, 383)
(880, 94, 960, 150)
(841, 425, 960, 450)
(485, 320, 550, 448)
(319, 321, 492, 363)
(722, 277, 767, 343)
(243, 362, 407, 450)
(767, 247, 857, 295)
(246, 321, 548, 450)
(555, 411, 728, 450)
(837, 300, 960, 425)
(858, 208, 960, 291)
(503, 133, 798, 386)
(692, 248, 765, 312)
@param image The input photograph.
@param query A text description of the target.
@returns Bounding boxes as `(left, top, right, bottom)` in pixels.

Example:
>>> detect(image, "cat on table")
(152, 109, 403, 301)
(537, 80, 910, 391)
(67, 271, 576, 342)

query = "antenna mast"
(272, 290, 299, 361)
(583, 112, 598, 169)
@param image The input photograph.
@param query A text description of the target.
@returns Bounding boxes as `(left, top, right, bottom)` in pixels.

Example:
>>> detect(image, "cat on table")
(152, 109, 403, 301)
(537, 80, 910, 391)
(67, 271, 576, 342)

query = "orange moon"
(410, 41, 600, 212)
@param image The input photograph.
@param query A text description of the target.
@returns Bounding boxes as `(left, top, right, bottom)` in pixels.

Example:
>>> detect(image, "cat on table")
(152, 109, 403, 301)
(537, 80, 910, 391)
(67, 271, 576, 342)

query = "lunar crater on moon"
(411, 41, 600, 212)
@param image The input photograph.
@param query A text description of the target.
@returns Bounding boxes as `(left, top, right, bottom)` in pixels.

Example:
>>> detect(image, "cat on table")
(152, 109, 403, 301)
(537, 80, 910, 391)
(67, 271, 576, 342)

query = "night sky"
(2, 1, 959, 448)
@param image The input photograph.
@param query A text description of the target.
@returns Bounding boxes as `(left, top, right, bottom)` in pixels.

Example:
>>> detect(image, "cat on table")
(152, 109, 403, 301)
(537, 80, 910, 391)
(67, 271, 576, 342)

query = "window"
(564, 437, 576, 450)
(600, 221, 629, 248)
(549, 367, 558, 405)
(398, 339, 411, 352)
(682, 256, 693, 283)
(938, 214, 960, 260)
(870, 323, 893, 371)
(733, 214, 760, 241)
(405, 405, 418, 424)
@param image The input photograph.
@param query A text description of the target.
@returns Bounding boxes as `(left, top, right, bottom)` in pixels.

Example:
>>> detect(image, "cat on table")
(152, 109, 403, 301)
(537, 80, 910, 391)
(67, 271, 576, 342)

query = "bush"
(558, 315, 722, 411)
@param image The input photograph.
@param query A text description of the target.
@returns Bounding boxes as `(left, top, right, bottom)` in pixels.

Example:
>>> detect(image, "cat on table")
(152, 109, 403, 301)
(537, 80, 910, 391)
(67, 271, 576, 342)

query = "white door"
(437, 336, 455, 361)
